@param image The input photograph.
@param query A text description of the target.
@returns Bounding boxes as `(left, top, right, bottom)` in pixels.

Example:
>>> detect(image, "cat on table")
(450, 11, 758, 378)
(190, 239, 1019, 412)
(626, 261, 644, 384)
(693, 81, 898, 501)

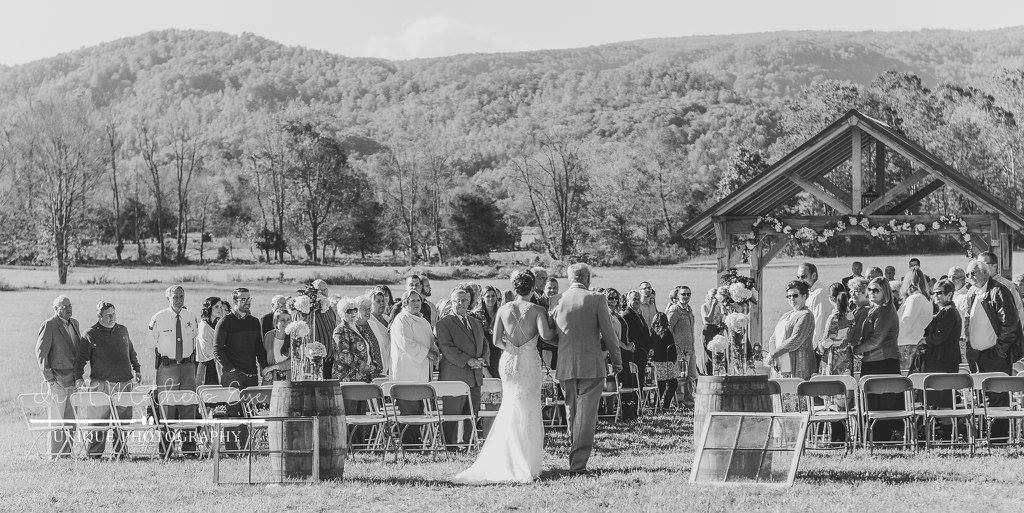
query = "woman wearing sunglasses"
(766, 281, 817, 379)
(332, 297, 383, 384)
(855, 277, 903, 440)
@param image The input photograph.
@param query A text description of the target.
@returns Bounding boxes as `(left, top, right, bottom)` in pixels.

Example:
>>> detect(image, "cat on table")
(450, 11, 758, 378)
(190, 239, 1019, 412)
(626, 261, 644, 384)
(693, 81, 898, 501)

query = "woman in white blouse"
(196, 297, 229, 385)
(897, 268, 933, 371)
(366, 289, 392, 374)
(389, 290, 437, 382)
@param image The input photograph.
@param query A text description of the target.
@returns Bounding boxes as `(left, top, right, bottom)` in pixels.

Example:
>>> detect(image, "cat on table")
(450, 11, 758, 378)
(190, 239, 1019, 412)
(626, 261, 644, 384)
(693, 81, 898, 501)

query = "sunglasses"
(867, 287, 881, 293)
(345, 308, 358, 313)
(785, 294, 800, 299)
(967, 270, 980, 277)
(680, 292, 692, 296)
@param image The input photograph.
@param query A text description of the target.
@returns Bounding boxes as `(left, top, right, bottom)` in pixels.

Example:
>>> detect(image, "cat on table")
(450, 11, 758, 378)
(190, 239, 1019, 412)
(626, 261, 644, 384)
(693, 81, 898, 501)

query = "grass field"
(2, 252, 1021, 512)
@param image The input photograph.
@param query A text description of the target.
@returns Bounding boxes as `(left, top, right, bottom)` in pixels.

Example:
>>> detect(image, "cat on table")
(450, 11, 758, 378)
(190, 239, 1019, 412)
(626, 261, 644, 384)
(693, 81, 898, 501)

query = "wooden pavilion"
(679, 109, 1024, 344)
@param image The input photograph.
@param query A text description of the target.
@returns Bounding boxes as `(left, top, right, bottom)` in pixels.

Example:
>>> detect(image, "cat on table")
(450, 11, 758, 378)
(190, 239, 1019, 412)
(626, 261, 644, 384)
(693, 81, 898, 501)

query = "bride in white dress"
(453, 270, 556, 484)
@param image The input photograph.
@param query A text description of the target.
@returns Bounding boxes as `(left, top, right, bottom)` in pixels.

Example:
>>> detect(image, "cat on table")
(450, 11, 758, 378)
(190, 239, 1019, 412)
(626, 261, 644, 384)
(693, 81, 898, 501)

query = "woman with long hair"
(817, 283, 855, 375)
(650, 312, 678, 409)
(856, 277, 902, 441)
(766, 281, 817, 379)
(472, 285, 502, 377)
(897, 268, 933, 371)
(366, 288, 392, 377)
(196, 297, 230, 385)
(261, 310, 291, 384)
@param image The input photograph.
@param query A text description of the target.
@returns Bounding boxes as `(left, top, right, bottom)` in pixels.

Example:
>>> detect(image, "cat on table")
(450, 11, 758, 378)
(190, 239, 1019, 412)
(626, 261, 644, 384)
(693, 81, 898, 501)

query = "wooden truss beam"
(788, 174, 853, 214)
(885, 179, 944, 214)
(862, 169, 931, 214)
(814, 177, 852, 206)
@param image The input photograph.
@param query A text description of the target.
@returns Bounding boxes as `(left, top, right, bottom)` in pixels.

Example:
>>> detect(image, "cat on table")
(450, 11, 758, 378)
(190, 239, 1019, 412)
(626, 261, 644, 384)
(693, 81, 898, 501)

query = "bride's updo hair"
(510, 269, 536, 297)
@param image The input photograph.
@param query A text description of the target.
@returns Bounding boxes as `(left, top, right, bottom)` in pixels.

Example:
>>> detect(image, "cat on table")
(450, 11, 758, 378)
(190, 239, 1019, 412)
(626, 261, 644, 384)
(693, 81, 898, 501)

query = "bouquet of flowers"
(289, 284, 331, 381)
(707, 334, 730, 375)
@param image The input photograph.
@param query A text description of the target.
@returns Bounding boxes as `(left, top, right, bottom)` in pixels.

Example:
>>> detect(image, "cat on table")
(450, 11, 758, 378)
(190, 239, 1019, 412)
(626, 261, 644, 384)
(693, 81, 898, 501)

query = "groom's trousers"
(561, 377, 604, 471)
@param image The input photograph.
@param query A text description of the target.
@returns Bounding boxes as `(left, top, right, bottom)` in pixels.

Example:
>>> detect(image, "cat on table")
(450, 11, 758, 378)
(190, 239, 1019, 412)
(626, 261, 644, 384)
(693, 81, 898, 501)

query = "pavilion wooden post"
(851, 126, 862, 212)
(747, 234, 789, 348)
(991, 218, 1013, 279)
(714, 217, 731, 285)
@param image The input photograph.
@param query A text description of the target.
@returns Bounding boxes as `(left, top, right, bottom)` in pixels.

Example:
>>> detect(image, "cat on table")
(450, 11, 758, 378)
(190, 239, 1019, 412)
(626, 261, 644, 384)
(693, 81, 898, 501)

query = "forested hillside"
(2, 27, 1023, 280)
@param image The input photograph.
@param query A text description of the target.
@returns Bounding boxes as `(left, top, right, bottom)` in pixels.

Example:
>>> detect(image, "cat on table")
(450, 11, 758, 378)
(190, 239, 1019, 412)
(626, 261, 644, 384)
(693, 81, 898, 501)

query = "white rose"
(932, 222, 940, 229)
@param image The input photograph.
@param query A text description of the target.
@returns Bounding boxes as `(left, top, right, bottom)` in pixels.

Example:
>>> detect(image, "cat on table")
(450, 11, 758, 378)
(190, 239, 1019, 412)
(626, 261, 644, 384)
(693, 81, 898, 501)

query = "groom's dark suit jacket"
(436, 313, 489, 387)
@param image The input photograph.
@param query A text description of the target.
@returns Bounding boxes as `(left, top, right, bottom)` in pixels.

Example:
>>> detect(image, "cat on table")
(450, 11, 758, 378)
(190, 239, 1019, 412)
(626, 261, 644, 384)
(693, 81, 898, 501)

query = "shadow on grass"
(800, 467, 952, 484)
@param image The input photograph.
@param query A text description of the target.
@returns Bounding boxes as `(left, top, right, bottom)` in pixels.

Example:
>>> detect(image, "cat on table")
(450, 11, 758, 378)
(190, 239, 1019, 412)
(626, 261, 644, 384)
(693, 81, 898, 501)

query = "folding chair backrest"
(972, 372, 1009, 390)
(70, 391, 112, 424)
(198, 387, 241, 406)
(770, 378, 803, 395)
(339, 383, 384, 403)
(133, 384, 157, 395)
(906, 372, 932, 390)
(109, 391, 156, 422)
(766, 380, 781, 395)
(923, 373, 972, 391)
(239, 386, 273, 417)
(983, 376, 1024, 394)
(431, 380, 470, 398)
(628, 362, 640, 375)
(157, 390, 199, 409)
(18, 393, 55, 430)
(371, 377, 389, 386)
(797, 380, 847, 398)
(389, 383, 436, 403)
(481, 378, 502, 394)
(862, 376, 912, 396)
(380, 381, 418, 398)
(1017, 370, 1024, 377)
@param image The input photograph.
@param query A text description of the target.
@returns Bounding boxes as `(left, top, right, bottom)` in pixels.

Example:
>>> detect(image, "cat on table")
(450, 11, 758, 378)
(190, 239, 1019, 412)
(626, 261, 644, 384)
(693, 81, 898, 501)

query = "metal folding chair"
(769, 377, 804, 412)
(811, 374, 861, 444)
(798, 380, 855, 453)
(69, 391, 114, 459)
(339, 382, 394, 460)
(642, 363, 660, 414)
(981, 376, 1024, 453)
(599, 365, 622, 421)
(541, 370, 567, 429)
(18, 392, 69, 460)
(383, 382, 445, 461)
(921, 373, 975, 453)
(432, 381, 481, 452)
(239, 386, 273, 456)
(861, 376, 916, 453)
(156, 390, 208, 460)
(109, 391, 162, 460)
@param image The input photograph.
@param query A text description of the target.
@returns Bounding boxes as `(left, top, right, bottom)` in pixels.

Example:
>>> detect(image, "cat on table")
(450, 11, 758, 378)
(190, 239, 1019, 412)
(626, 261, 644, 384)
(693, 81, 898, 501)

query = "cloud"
(359, 16, 506, 59)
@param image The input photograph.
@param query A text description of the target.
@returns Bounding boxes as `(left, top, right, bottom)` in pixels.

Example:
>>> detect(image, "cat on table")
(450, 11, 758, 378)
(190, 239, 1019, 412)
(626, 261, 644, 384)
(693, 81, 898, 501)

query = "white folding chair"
(921, 373, 975, 453)
(69, 391, 114, 459)
(156, 390, 207, 460)
(769, 377, 804, 412)
(861, 376, 916, 453)
(18, 392, 69, 460)
(432, 381, 481, 452)
(798, 380, 855, 453)
(541, 370, 567, 429)
(109, 391, 161, 460)
(811, 374, 861, 443)
(981, 376, 1024, 452)
(642, 363, 660, 414)
(339, 382, 394, 460)
(600, 365, 622, 421)
(383, 382, 445, 461)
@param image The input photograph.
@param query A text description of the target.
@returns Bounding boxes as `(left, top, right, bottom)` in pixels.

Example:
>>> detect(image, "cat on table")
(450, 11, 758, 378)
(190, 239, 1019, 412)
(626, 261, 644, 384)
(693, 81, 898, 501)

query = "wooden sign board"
(690, 412, 809, 487)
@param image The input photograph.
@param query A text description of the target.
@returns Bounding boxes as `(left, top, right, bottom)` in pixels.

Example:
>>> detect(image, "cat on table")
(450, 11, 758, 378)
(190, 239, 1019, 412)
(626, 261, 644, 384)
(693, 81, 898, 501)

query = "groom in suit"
(437, 289, 489, 450)
(550, 263, 622, 473)
(36, 295, 82, 458)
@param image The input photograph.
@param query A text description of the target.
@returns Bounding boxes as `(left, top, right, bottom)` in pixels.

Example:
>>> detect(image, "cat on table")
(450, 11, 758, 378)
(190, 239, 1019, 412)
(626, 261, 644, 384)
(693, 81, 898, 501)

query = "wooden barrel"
(268, 380, 347, 481)
(693, 375, 773, 442)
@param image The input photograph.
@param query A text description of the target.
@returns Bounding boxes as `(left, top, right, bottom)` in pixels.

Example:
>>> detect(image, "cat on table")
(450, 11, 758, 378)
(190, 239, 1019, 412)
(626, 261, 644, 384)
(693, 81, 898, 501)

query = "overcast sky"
(2, 0, 1022, 65)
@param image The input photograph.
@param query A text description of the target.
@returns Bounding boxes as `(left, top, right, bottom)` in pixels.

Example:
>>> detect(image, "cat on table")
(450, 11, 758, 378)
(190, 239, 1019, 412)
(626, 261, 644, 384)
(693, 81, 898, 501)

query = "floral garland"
(744, 214, 974, 260)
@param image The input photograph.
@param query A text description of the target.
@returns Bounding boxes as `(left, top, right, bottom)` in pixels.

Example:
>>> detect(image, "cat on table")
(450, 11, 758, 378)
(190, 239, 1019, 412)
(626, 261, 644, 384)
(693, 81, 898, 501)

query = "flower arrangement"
(707, 333, 730, 354)
(285, 320, 310, 339)
(293, 296, 312, 315)
(723, 312, 750, 333)
(305, 341, 327, 359)
(744, 214, 974, 261)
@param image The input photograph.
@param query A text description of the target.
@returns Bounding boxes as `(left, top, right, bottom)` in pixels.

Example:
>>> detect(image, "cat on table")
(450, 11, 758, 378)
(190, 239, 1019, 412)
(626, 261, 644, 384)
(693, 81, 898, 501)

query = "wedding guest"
(36, 295, 81, 458)
(260, 310, 291, 384)
(979, 251, 1024, 331)
(472, 285, 501, 377)
(421, 276, 441, 325)
(378, 284, 396, 319)
(965, 260, 1021, 440)
(436, 289, 489, 450)
(544, 277, 560, 300)
(530, 267, 549, 307)
(215, 288, 267, 450)
(798, 262, 833, 371)
(700, 287, 726, 373)
(333, 297, 381, 383)
(856, 277, 902, 441)
(622, 290, 653, 418)
(76, 301, 141, 458)
(949, 265, 973, 367)
(1014, 274, 1024, 298)
(637, 281, 659, 325)
(867, 267, 883, 280)
(605, 288, 635, 418)
(390, 289, 437, 444)
(391, 275, 436, 326)
(366, 288, 392, 377)
(649, 312, 678, 410)
(766, 281, 816, 379)
(149, 285, 200, 456)
(311, 279, 340, 379)
(897, 268, 933, 371)
(355, 294, 385, 375)
(818, 283, 854, 375)
(842, 262, 863, 289)
(390, 289, 436, 382)
(666, 286, 697, 407)
(196, 297, 229, 385)
(845, 277, 872, 375)
(261, 295, 287, 336)
(918, 279, 962, 376)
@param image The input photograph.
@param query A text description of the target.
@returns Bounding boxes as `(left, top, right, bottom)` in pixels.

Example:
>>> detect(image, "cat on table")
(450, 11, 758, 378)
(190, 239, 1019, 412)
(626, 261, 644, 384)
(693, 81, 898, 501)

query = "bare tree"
(14, 90, 104, 283)
(134, 116, 168, 263)
(101, 110, 125, 262)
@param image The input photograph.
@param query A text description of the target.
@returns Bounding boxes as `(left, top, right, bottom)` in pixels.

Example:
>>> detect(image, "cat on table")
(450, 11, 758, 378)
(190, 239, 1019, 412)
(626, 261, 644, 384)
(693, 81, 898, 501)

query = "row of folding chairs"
(599, 363, 662, 422)
(768, 372, 1024, 454)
